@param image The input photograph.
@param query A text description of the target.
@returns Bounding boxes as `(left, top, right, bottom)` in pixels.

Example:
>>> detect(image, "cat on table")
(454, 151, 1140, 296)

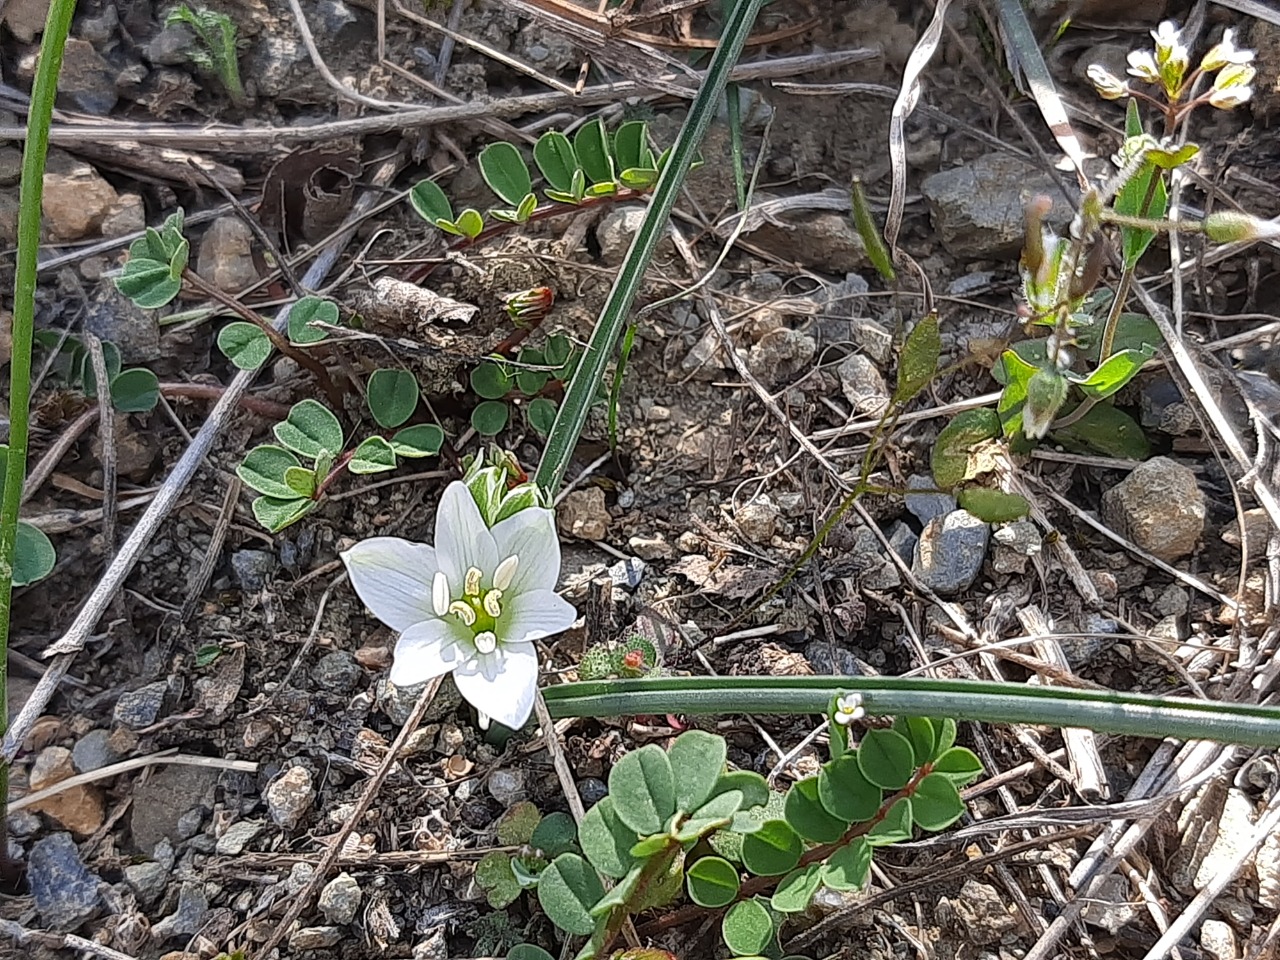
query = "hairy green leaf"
(579, 796, 637, 879)
(534, 130, 580, 193)
(238, 444, 304, 499)
(367, 368, 420, 429)
(957, 487, 1030, 523)
(274, 399, 344, 460)
(686, 856, 740, 908)
(609, 744, 675, 836)
(722, 899, 774, 956)
(479, 142, 533, 207)
(537, 853, 604, 936)
(348, 436, 399, 474)
(14, 521, 56, 586)
(217, 321, 272, 370)
(740, 819, 802, 876)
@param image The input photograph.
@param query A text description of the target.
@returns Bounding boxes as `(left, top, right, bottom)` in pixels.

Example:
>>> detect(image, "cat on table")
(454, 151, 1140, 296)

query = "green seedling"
(0, 445, 55, 587)
(31, 331, 159, 413)
(167, 4, 248, 107)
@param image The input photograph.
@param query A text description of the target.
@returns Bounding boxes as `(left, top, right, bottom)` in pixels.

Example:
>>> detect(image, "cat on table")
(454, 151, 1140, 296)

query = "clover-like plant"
(503, 696, 980, 960)
(476, 801, 580, 908)
(0, 445, 55, 586)
(166, 4, 248, 107)
(235, 392, 444, 532)
(114, 210, 189, 310)
(470, 332, 590, 438)
(32, 332, 160, 413)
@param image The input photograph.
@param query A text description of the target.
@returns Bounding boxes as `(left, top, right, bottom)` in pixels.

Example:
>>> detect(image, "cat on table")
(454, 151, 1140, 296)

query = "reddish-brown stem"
(159, 383, 292, 419)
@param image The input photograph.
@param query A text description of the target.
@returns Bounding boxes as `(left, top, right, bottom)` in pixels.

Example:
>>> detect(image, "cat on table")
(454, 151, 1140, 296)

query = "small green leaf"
(367, 368, 420, 429)
(238, 444, 304, 499)
(109, 368, 160, 413)
(1023, 368, 1069, 439)
(537, 853, 605, 936)
(545, 334, 572, 366)
(574, 119, 614, 185)
(194, 644, 223, 668)
(740, 819, 803, 876)
(686, 856, 740, 908)
(531, 812, 578, 858)
(508, 946, 555, 960)
(534, 130, 580, 193)
(818, 752, 882, 823)
(1055, 403, 1150, 459)
(480, 142, 534, 207)
(820, 837, 872, 892)
(894, 312, 940, 403)
(283, 465, 317, 498)
(1079, 312, 1160, 361)
(251, 495, 314, 533)
(612, 120, 651, 172)
(517, 367, 550, 395)
(784, 776, 849, 843)
(390, 423, 444, 459)
(579, 797, 637, 879)
(618, 168, 659, 189)
(516, 192, 538, 222)
(770, 863, 823, 914)
(931, 408, 1002, 489)
(168, 238, 189, 279)
(911, 773, 965, 831)
(866, 797, 913, 846)
(81, 340, 122, 398)
(709, 771, 770, 811)
(628, 835, 668, 859)
(217, 321, 273, 370)
(14, 521, 56, 586)
(677, 790, 743, 841)
(476, 851, 522, 908)
(471, 362, 512, 400)
(932, 746, 983, 786)
(274, 399, 344, 460)
(456, 208, 485, 239)
(471, 400, 509, 436)
(668, 729, 726, 814)
(929, 718, 958, 762)
(858, 729, 916, 791)
(410, 179, 454, 224)
(722, 899, 774, 956)
(958, 487, 1030, 523)
(497, 801, 543, 845)
(348, 436, 399, 474)
(1074, 347, 1155, 400)
(288, 296, 340, 345)
(609, 744, 675, 837)
(115, 257, 181, 309)
(893, 718, 936, 768)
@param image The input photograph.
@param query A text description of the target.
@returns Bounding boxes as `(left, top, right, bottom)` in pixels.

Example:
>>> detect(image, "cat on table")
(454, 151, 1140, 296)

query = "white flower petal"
(500, 588, 578, 645)
(434, 481, 498, 591)
(490, 506, 561, 594)
(454, 641, 539, 729)
(389, 618, 469, 686)
(341, 537, 441, 631)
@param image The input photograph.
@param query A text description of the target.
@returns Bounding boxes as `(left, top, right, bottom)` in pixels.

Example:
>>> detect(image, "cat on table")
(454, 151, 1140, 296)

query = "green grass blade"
(542, 676, 1280, 748)
(534, 0, 767, 495)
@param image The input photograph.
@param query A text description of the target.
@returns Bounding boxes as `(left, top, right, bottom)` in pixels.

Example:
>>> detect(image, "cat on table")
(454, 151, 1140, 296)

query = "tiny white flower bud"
(1200, 29, 1253, 72)
(1127, 50, 1160, 83)
(432, 570, 450, 617)
(1209, 63, 1256, 109)
(1086, 64, 1129, 100)
(1203, 211, 1280, 244)
(493, 554, 519, 591)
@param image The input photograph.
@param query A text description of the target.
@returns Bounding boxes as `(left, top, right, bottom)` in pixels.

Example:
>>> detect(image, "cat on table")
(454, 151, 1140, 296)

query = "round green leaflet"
(471, 362, 512, 400)
(819, 836, 872, 892)
(409, 178, 454, 224)
(274, 399, 344, 460)
(390, 423, 444, 459)
(109, 368, 160, 413)
(217, 321, 272, 370)
(237, 444, 304, 499)
(530, 812, 578, 858)
(770, 863, 822, 914)
(721, 899, 774, 957)
(608, 743, 675, 836)
(471, 400, 509, 436)
(667, 729, 726, 814)
(740, 819, 802, 876)
(536, 853, 604, 936)
(931, 746, 983, 784)
(479, 141, 533, 207)
(579, 797, 637, 880)
(533, 130, 579, 193)
(348, 436, 399, 475)
(366, 368, 420, 429)
(893, 716, 936, 766)
(507, 946, 554, 960)
(783, 775, 849, 843)
(14, 521, 56, 586)
(817, 752, 882, 823)
(526, 397, 557, 436)
(910, 773, 965, 831)
(858, 728, 916, 790)
(686, 855, 740, 907)
(288, 295, 340, 345)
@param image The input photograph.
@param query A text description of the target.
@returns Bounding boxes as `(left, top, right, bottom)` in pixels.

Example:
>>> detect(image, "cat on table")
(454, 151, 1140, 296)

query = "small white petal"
(474, 630, 497, 654)
(490, 507, 561, 594)
(389, 619, 468, 686)
(341, 537, 440, 631)
(454, 641, 538, 729)
(499, 588, 578, 645)
(493, 555, 519, 591)
(435, 481, 498, 592)
(432, 571, 451, 617)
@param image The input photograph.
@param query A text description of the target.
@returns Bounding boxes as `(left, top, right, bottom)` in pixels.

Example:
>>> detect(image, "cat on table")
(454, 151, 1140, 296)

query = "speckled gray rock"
(28, 833, 100, 931)
(312, 650, 362, 695)
(231, 549, 276, 591)
(151, 881, 209, 939)
(124, 860, 169, 905)
(266, 766, 314, 828)
(113, 681, 167, 729)
(913, 510, 989, 596)
(72, 729, 122, 773)
(318, 872, 363, 925)
(905, 474, 956, 525)
(1101, 457, 1205, 561)
(747, 328, 816, 387)
(196, 216, 259, 293)
(487, 769, 526, 807)
(921, 153, 1071, 258)
(290, 926, 343, 949)
(837, 353, 888, 416)
(735, 497, 779, 544)
(215, 820, 264, 856)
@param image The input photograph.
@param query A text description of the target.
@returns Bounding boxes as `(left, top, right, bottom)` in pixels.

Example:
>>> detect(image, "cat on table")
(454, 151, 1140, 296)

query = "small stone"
(905, 474, 955, 525)
(752, 211, 868, 274)
(125, 860, 169, 905)
(290, 926, 343, 950)
(921, 153, 1071, 258)
(609, 557, 646, 590)
(266, 766, 315, 828)
(215, 820, 264, 856)
(286, 861, 316, 894)
(311, 650, 362, 694)
(7, 809, 41, 839)
(28, 745, 106, 836)
(488, 769, 526, 807)
(28, 833, 101, 931)
(100, 193, 146, 240)
(57, 39, 117, 115)
(992, 520, 1042, 575)
(196, 216, 259, 293)
(72, 729, 123, 773)
(913, 510, 990, 597)
(1074, 42, 1130, 86)
(0, 147, 23, 187)
(354, 642, 391, 671)
(837, 353, 889, 416)
(938, 879, 1018, 945)
(1222, 507, 1269, 556)
(129, 765, 220, 853)
(176, 805, 205, 839)
(230, 549, 276, 591)
(318, 872, 363, 925)
(113, 681, 168, 729)
(2, 0, 49, 42)
(1101, 457, 1205, 562)
(747, 328, 816, 386)
(735, 497, 779, 544)
(85, 284, 161, 364)
(42, 156, 118, 241)
(1194, 788, 1256, 890)
(1200, 919, 1237, 960)
(628, 534, 673, 560)
(578, 778, 608, 806)
(887, 521, 918, 565)
(145, 23, 196, 65)
(557, 487, 609, 540)
(1080, 874, 1137, 934)
(596, 207, 675, 267)
(151, 881, 209, 939)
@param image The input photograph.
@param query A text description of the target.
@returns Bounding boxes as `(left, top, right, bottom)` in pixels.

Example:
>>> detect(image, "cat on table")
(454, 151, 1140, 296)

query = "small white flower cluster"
(1087, 21, 1255, 110)
(341, 456, 576, 731)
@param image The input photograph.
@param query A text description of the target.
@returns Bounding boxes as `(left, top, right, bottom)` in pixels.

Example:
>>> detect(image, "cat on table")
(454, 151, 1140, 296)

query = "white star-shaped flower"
(833, 693, 865, 726)
(1126, 50, 1160, 83)
(341, 480, 577, 730)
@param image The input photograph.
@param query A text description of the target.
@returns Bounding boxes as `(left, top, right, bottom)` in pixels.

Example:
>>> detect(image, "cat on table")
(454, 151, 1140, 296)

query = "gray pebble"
(113, 681, 168, 729)
(905, 474, 955, 525)
(318, 872, 363, 925)
(578, 778, 608, 806)
(29, 833, 101, 931)
(266, 766, 315, 828)
(290, 926, 343, 949)
(151, 881, 209, 939)
(231, 549, 276, 591)
(215, 820, 264, 856)
(488, 769, 526, 807)
(312, 650, 362, 694)
(124, 860, 169, 906)
(913, 510, 990, 596)
(72, 729, 121, 773)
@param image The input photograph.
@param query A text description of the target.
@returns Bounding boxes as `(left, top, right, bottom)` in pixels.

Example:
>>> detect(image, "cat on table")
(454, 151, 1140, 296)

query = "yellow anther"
(448, 601, 476, 626)
(474, 631, 498, 654)
(483, 589, 503, 618)
(464, 566, 483, 596)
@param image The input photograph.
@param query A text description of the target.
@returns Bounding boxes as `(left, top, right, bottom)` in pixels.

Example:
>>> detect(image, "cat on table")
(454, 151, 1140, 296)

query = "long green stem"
(534, 0, 766, 495)
(0, 0, 77, 865)
(542, 676, 1280, 748)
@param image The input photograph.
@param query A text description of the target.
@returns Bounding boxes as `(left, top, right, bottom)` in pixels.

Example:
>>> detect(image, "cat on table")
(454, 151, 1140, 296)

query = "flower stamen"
(449, 601, 477, 626)
(474, 631, 498, 654)
(494, 555, 519, 591)
(464, 566, 483, 596)
(483, 589, 503, 619)
(432, 571, 450, 617)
